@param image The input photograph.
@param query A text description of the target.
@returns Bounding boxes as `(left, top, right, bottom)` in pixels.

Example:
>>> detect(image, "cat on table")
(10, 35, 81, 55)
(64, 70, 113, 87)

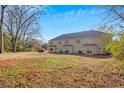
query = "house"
(48, 30, 112, 55)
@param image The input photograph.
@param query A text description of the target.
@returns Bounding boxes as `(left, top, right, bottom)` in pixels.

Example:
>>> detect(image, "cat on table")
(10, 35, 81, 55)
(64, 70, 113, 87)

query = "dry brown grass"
(0, 52, 123, 88)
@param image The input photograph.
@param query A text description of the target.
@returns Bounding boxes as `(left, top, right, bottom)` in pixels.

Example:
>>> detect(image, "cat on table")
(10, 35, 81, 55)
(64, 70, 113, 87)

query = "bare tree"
(102, 6, 124, 24)
(97, 6, 124, 38)
(4, 5, 41, 52)
(0, 5, 7, 53)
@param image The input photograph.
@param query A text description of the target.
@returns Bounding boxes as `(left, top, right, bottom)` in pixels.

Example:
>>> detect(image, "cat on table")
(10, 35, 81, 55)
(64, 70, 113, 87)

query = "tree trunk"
(12, 42, 17, 52)
(0, 24, 4, 53)
(12, 38, 17, 52)
(0, 6, 4, 53)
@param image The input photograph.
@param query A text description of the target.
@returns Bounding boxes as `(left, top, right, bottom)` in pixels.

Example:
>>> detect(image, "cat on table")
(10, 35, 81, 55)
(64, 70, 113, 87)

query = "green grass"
(0, 69, 27, 77)
(13, 55, 83, 72)
(32, 57, 82, 71)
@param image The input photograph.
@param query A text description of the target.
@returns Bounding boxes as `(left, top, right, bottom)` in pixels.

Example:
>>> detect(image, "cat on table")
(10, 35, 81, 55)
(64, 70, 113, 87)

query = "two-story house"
(48, 30, 112, 55)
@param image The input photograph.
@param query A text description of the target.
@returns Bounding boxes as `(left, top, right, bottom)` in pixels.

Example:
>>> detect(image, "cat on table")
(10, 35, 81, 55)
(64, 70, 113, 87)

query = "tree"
(4, 5, 41, 52)
(101, 6, 124, 60)
(25, 38, 42, 51)
(106, 33, 124, 60)
(0, 5, 7, 53)
(101, 6, 124, 36)
(3, 32, 12, 52)
(41, 43, 48, 50)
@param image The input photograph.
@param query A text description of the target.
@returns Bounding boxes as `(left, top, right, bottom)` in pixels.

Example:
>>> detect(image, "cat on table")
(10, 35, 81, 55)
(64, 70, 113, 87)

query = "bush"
(106, 33, 124, 60)
(38, 48, 45, 52)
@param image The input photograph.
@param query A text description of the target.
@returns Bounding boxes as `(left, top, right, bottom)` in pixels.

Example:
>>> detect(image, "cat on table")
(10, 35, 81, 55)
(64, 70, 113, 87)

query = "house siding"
(48, 31, 112, 55)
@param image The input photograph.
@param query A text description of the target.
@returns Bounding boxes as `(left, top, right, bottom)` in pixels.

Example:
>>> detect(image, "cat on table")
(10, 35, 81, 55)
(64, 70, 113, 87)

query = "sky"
(40, 5, 107, 42)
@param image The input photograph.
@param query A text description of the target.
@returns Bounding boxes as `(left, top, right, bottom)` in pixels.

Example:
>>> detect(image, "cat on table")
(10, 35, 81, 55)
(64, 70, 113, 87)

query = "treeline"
(4, 32, 43, 52)
(0, 5, 45, 53)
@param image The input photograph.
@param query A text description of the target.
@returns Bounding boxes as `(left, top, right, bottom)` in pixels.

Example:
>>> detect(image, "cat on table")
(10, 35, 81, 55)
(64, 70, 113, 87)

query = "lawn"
(0, 52, 124, 88)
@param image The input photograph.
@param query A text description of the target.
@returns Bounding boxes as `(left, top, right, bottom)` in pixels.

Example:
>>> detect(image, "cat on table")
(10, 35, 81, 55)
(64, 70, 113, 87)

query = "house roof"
(50, 30, 110, 41)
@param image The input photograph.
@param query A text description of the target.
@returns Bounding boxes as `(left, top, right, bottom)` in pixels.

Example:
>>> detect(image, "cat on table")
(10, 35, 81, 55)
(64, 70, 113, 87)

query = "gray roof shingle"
(50, 30, 109, 41)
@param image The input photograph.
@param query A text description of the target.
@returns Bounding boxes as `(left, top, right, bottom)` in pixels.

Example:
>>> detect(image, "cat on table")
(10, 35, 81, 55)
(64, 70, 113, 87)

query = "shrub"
(38, 48, 45, 52)
(106, 33, 124, 60)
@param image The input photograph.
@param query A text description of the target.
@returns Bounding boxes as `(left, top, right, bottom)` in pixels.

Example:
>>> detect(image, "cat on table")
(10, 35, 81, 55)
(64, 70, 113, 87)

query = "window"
(103, 39, 106, 43)
(50, 42, 53, 45)
(106, 39, 109, 43)
(58, 41, 62, 44)
(84, 39, 90, 43)
(78, 50, 83, 54)
(59, 50, 63, 53)
(103, 48, 106, 52)
(65, 50, 69, 53)
(65, 40, 69, 44)
(56, 48, 58, 51)
(87, 50, 92, 54)
(103, 38, 109, 43)
(76, 40, 80, 44)
(50, 48, 53, 51)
